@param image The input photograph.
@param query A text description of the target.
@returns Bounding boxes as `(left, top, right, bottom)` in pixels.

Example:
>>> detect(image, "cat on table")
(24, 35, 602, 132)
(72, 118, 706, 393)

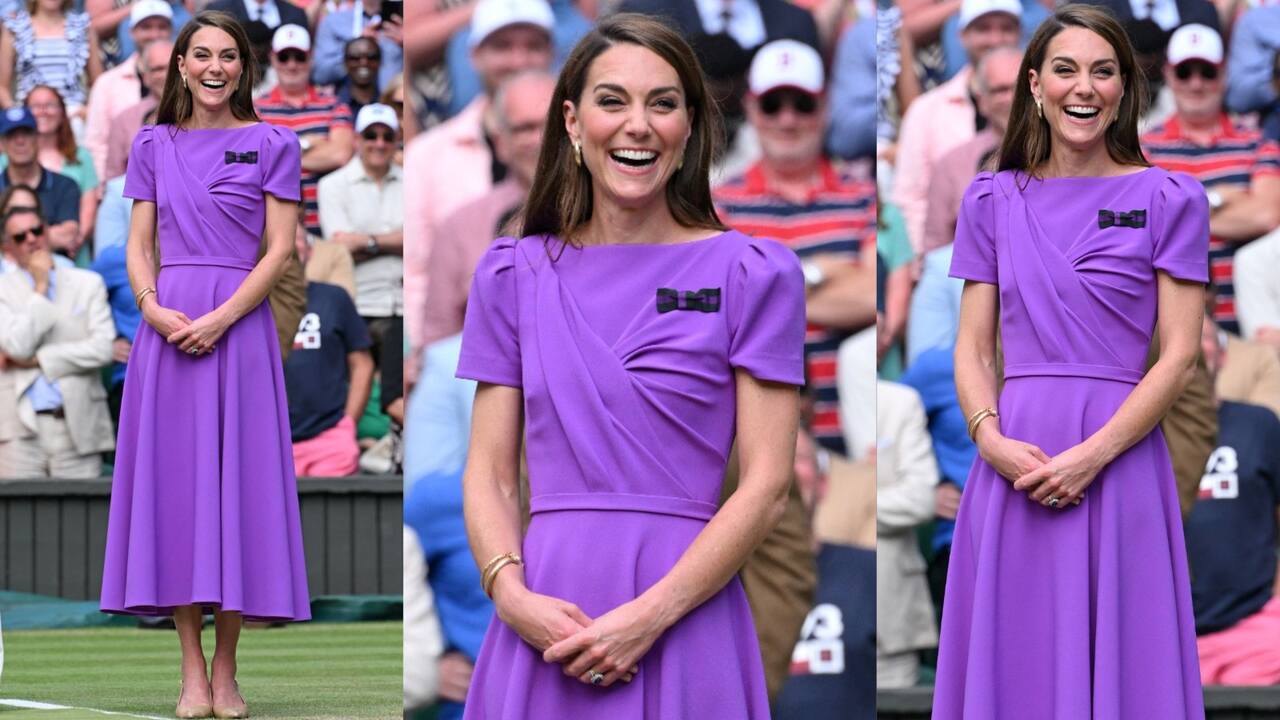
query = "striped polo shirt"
(714, 158, 876, 457)
(255, 86, 355, 237)
(1142, 114, 1280, 333)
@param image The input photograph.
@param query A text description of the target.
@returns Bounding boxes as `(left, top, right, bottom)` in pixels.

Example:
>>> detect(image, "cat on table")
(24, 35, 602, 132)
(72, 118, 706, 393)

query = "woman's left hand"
(542, 599, 663, 688)
(1012, 442, 1105, 508)
(167, 310, 232, 356)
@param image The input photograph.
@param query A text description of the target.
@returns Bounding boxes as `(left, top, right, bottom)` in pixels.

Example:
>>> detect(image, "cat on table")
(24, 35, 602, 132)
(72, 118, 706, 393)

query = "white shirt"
(1127, 0, 1180, 30)
(693, 0, 766, 50)
(317, 157, 404, 317)
(242, 0, 282, 27)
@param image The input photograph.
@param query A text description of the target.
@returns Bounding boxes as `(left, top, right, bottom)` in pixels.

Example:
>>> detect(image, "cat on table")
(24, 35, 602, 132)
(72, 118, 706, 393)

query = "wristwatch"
(1206, 189, 1224, 212)
(365, 235, 379, 256)
(801, 260, 825, 291)
(299, 136, 313, 153)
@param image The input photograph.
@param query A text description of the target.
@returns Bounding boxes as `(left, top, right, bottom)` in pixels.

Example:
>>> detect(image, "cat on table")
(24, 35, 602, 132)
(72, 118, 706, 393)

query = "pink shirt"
(421, 178, 527, 349)
(103, 96, 157, 182)
(891, 66, 976, 254)
(404, 96, 494, 352)
(922, 128, 999, 254)
(84, 55, 141, 182)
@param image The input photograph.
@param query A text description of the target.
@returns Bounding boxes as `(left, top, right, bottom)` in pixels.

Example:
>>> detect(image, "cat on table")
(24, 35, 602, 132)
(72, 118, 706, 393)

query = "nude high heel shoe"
(212, 681, 248, 719)
(175, 682, 213, 719)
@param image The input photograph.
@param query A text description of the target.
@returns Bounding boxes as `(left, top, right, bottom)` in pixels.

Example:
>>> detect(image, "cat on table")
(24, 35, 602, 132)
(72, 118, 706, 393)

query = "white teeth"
(1065, 105, 1099, 116)
(611, 149, 657, 161)
(201, 81, 227, 89)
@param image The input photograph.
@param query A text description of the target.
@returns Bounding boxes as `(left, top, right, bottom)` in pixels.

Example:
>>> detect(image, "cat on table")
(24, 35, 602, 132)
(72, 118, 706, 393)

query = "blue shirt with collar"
(312, 7, 404, 93)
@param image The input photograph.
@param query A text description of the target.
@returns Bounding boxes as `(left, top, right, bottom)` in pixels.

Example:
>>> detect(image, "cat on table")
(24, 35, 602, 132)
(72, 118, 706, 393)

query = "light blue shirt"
(906, 244, 963, 366)
(1225, 6, 1280, 114)
(828, 16, 876, 160)
(16, 268, 63, 410)
(404, 334, 475, 494)
(312, 7, 404, 93)
(93, 176, 133, 260)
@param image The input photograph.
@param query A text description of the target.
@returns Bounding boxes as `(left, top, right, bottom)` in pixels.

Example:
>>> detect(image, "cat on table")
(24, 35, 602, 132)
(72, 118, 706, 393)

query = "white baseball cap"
(748, 40, 824, 96)
(1167, 23, 1223, 66)
(356, 103, 400, 133)
(468, 0, 554, 50)
(958, 0, 1021, 31)
(272, 24, 311, 54)
(130, 0, 173, 28)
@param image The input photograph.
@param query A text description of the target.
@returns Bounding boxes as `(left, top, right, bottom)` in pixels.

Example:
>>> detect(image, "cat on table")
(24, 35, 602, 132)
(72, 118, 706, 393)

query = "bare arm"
(899, 0, 961, 47)
(344, 349, 374, 421)
(806, 254, 877, 330)
(1211, 176, 1280, 242)
(301, 126, 356, 174)
(0, 28, 16, 109)
(544, 371, 799, 686)
(86, 0, 132, 40)
(403, 0, 477, 70)
(85, 28, 103, 86)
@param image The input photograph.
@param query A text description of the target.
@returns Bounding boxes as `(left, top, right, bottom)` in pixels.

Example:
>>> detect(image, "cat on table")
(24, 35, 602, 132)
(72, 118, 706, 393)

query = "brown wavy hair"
(26, 85, 76, 164)
(156, 11, 260, 128)
(998, 5, 1149, 176)
(521, 13, 726, 245)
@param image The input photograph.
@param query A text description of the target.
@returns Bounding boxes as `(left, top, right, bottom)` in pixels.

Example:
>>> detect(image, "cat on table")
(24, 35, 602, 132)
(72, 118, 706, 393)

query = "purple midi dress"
(454, 231, 806, 718)
(933, 168, 1207, 718)
(99, 123, 311, 623)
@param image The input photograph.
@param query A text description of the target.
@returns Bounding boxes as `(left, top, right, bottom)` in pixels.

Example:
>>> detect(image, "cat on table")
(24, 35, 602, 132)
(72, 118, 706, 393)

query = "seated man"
(0, 206, 114, 477)
(0, 109, 80, 259)
(285, 219, 375, 477)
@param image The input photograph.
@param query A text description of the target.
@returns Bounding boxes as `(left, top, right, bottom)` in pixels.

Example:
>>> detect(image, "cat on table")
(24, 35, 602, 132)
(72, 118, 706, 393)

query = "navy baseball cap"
(0, 107, 36, 135)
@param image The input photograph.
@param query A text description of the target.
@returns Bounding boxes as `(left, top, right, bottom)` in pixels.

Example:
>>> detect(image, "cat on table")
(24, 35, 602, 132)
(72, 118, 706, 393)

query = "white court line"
(0, 698, 168, 719)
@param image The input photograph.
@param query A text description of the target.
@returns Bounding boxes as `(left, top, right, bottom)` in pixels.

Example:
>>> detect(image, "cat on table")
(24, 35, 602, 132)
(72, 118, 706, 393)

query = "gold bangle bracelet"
(134, 287, 155, 309)
(479, 552, 512, 581)
(968, 409, 999, 442)
(482, 554, 523, 598)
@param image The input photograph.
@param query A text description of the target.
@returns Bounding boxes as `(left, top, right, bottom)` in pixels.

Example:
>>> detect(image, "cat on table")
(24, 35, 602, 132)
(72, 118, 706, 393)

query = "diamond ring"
(589, 671, 604, 685)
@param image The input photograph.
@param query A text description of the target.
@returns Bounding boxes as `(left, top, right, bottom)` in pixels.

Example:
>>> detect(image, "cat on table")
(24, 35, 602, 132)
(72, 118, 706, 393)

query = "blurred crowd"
(0, 0, 408, 481)
(402, 0, 880, 716)
(877, 0, 1280, 691)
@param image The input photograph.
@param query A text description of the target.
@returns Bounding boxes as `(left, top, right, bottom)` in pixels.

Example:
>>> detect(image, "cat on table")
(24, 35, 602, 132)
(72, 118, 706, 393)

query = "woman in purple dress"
(934, 6, 1207, 718)
(455, 14, 805, 719)
(98, 12, 309, 719)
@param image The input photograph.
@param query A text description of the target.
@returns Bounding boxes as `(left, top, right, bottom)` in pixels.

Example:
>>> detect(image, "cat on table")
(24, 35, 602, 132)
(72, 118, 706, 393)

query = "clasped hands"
(495, 585, 661, 689)
(142, 300, 231, 356)
(977, 431, 1105, 509)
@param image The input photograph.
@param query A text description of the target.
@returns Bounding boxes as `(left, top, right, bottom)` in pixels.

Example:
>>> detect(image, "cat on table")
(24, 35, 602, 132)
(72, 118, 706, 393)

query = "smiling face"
(26, 86, 62, 136)
(177, 26, 244, 112)
(344, 37, 380, 88)
(1029, 27, 1125, 156)
(563, 43, 691, 214)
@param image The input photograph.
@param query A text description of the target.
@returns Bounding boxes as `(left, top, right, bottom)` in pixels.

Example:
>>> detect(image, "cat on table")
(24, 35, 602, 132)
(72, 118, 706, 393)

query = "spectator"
(245, 18, 278, 99)
(284, 244, 375, 477)
(1186, 322, 1280, 685)
(714, 39, 876, 457)
(313, 0, 404, 92)
(0, 184, 71, 272)
(83, 0, 171, 180)
(1207, 315, 1280, 420)
(1233, 225, 1280, 352)
(618, 0, 819, 56)
(1267, 51, 1280, 145)
(102, 38, 170, 183)
(0, 203, 114, 478)
(85, 0, 186, 68)
(1225, 3, 1280, 116)
(205, 0, 307, 32)
(336, 36, 381, 119)
(20, 85, 96, 258)
(88, 240, 135, 427)
(1076, 0, 1218, 32)
(874, 380, 939, 688)
(256, 23, 356, 237)
(443, 0, 589, 118)
(920, 45, 1018, 256)
(403, 0, 553, 353)
(420, 69, 553, 349)
(1142, 23, 1280, 335)
(316, 102, 402, 346)
(0, 0, 102, 122)
(0, 108, 81, 260)
(827, 15, 875, 162)
(938, 0, 1048, 82)
(892, 0, 1019, 253)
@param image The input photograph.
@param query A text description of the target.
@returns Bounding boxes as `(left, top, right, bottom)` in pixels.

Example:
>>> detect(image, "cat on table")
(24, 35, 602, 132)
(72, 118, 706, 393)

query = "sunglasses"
(345, 52, 380, 63)
(1174, 61, 1219, 81)
(276, 49, 308, 64)
(10, 224, 43, 244)
(361, 129, 396, 142)
(759, 90, 818, 116)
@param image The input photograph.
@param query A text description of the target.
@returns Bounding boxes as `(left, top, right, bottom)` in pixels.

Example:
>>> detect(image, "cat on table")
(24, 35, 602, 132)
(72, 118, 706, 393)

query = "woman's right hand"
(142, 302, 191, 338)
(494, 585, 593, 654)
(977, 431, 1051, 484)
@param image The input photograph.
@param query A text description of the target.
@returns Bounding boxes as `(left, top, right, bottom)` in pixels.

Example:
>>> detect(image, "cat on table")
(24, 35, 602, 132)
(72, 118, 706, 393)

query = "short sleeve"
(1151, 171, 1210, 283)
(456, 237, 521, 387)
(726, 238, 806, 386)
(948, 171, 997, 284)
(261, 124, 302, 202)
(122, 125, 156, 202)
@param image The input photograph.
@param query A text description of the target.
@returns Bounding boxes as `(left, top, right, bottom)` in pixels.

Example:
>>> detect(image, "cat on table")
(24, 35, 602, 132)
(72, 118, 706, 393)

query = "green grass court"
(0, 622, 400, 719)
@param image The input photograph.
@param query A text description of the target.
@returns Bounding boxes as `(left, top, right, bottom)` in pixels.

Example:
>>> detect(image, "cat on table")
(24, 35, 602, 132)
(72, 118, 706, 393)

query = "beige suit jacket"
(0, 267, 115, 454)
(1218, 334, 1280, 419)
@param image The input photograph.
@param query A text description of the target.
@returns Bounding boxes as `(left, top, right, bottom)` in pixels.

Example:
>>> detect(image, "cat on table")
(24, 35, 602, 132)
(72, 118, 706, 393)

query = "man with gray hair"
(103, 39, 173, 183)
